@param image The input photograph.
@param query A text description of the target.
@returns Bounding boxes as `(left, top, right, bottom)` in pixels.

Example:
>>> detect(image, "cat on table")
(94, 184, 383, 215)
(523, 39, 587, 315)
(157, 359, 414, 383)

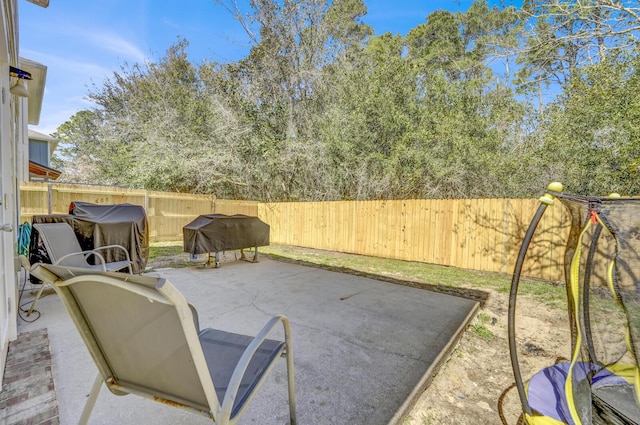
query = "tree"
(538, 55, 640, 195)
(403, 3, 527, 198)
(316, 32, 419, 199)
(55, 40, 234, 192)
(54, 1, 559, 200)
(516, 0, 640, 95)
(209, 0, 372, 200)
(52, 110, 102, 183)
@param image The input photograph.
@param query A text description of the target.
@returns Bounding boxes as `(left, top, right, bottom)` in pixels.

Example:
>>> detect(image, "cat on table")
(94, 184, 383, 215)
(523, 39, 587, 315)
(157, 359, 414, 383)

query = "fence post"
(47, 183, 52, 214)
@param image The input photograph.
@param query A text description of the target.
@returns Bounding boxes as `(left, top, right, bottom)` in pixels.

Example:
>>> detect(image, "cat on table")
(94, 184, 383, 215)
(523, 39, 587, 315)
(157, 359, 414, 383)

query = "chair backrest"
(33, 222, 90, 268)
(30, 264, 220, 416)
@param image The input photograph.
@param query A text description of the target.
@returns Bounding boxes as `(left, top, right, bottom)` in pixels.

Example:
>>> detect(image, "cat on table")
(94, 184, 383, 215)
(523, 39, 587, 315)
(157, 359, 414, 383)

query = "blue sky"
(19, 0, 514, 135)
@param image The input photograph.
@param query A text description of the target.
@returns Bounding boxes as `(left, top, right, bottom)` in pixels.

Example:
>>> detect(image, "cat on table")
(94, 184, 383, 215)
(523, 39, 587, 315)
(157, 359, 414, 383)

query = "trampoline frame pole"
(508, 200, 551, 416)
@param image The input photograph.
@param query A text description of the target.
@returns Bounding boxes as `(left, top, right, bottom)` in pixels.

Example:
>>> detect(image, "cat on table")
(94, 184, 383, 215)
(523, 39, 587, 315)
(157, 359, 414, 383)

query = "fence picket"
(20, 182, 569, 281)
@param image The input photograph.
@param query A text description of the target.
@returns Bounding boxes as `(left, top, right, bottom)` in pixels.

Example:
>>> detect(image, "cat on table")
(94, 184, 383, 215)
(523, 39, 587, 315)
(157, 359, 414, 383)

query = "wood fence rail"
(19, 182, 570, 281)
(259, 198, 570, 282)
(19, 182, 258, 242)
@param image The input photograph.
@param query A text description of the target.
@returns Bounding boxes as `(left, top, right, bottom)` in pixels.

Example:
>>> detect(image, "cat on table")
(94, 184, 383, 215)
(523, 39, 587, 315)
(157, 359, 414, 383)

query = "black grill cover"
(183, 214, 270, 255)
(30, 202, 149, 274)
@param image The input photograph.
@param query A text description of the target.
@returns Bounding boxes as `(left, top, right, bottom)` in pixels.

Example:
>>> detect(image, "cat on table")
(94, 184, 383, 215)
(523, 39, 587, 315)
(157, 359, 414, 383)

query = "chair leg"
(78, 373, 102, 425)
(285, 347, 297, 424)
(27, 283, 48, 316)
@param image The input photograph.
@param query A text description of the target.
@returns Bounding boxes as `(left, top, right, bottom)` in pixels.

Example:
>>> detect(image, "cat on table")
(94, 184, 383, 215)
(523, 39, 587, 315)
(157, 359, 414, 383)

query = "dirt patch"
(404, 291, 570, 425)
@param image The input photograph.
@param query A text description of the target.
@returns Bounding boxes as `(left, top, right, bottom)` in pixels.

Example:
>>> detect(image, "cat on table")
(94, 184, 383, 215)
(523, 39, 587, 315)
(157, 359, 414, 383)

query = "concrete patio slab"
(17, 258, 478, 425)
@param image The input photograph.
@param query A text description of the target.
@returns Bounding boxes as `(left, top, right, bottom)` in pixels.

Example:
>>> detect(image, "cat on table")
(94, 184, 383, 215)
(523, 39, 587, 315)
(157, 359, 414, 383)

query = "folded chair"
(27, 222, 133, 316)
(30, 263, 297, 425)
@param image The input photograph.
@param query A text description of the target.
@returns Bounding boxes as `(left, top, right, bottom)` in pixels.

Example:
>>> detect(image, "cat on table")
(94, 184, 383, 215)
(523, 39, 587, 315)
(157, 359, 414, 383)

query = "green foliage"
(53, 0, 640, 200)
(470, 311, 496, 340)
(539, 56, 640, 195)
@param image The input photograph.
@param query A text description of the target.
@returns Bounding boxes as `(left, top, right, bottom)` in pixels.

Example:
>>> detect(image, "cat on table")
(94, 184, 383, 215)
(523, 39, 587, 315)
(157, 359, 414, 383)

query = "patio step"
(0, 328, 59, 425)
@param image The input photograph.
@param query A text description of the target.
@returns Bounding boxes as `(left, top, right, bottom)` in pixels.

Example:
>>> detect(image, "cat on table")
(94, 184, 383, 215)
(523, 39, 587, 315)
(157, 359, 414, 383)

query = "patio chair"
(33, 222, 133, 272)
(30, 263, 297, 425)
(27, 222, 133, 316)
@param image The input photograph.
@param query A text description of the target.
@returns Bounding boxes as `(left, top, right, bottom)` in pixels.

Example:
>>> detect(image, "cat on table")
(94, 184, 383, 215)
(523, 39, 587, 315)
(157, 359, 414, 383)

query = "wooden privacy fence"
(259, 198, 571, 282)
(19, 182, 258, 242)
(20, 182, 571, 281)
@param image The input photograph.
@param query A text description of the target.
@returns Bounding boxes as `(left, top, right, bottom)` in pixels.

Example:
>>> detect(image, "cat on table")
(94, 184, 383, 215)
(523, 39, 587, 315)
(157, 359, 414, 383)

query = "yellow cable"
(565, 218, 592, 425)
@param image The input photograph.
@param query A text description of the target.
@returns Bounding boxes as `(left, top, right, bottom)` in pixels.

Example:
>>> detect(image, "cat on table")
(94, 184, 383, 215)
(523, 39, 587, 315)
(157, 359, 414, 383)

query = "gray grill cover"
(31, 202, 149, 274)
(183, 214, 270, 254)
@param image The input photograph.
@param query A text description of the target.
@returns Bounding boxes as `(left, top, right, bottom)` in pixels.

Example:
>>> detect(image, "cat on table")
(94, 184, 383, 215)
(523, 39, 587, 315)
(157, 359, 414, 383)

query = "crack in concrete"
(286, 320, 428, 364)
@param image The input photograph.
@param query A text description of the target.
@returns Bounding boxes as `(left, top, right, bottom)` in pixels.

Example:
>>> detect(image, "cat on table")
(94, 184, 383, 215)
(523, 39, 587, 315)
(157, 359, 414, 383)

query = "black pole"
(508, 202, 549, 416)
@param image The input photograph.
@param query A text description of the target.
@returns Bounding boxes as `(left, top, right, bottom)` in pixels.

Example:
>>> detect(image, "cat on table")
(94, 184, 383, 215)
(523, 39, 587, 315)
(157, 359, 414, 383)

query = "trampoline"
(508, 182, 640, 425)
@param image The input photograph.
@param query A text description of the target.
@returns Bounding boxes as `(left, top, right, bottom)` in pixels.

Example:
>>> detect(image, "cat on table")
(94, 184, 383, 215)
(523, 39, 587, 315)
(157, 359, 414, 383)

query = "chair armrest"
(189, 304, 200, 333)
(220, 315, 293, 420)
(91, 244, 132, 262)
(55, 250, 108, 271)
(18, 254, 30, 270)
(30, 263, 61, 286)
